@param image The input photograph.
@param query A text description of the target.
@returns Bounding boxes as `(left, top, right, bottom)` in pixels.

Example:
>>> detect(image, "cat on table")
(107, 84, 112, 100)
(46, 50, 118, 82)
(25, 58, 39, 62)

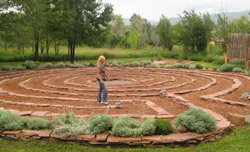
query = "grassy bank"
(0, 125, 249, 152)
(0, 45, 225, 63)
(0, 46, 157, 62)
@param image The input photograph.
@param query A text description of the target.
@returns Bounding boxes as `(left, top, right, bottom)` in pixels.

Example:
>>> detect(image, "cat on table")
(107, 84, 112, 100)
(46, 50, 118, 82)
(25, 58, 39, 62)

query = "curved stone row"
(0, 67, 249, 125)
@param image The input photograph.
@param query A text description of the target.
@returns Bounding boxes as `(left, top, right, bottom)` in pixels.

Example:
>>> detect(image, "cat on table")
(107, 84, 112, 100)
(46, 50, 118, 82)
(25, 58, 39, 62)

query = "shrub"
(82, 63, 90, 67)
(0, 111, 28, 130)
(22, 60, 38, 69)
(212, 59, 224, 65)
(12, 65, 26, 71)
(131, 62, 141, 67)
(65, 62, 84, 68)
(39, 63, 54, 69)
(189, 65, 196, 69)
(156, 53, 163, 61)
(27, 117, 51, 130)
(232, 67, 243, 73)
(195, 64, 203, 69)
(174, 108, 216, 134)
(183, 63, 191, 69)
(89, 62, 95, 67)
(123, 63, 129, 66)
(154, 119, 172, 135)
(88, 114, 113, 134)
(52, 112, 89, 137)
(219, 64, 235, 72)
(171, 63, 183, 68)
(110, 116, 155, 137)
(106, 61, 121, 67)
(53, 62, 66, 68)
(1, 65, 13, 71)
(143, 60, 152, 66)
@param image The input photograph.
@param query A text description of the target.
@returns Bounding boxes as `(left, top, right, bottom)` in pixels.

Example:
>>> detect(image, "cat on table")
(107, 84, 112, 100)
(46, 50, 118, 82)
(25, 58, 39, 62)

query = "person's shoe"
(100, 101, 105, 104)
(103, 102, 109, 105)
(97, 102, 101, 104)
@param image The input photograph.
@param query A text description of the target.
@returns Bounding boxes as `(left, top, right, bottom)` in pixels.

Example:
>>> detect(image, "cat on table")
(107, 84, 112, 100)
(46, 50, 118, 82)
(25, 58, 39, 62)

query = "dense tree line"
(0, 0, 113, 63)
(1, 0, 250, 62)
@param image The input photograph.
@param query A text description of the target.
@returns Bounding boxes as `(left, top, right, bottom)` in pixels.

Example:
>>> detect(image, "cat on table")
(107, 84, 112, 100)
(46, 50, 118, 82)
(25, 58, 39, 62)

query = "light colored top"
(97, 65, 106, 80)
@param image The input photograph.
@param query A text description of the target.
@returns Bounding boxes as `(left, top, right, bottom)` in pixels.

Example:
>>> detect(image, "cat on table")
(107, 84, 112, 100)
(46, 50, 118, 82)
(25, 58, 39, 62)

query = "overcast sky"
(102, 0, 250, 21)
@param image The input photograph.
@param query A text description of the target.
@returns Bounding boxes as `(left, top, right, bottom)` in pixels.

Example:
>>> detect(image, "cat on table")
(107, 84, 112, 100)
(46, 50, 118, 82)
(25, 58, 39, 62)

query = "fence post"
(225, 45, 229, 64)
(245, 47, 248, 71)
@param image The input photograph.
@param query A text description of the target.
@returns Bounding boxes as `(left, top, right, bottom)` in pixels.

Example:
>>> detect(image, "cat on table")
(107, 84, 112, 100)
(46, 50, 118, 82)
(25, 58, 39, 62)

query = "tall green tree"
(203, 13, 215, 53)
(129, 14, 150, 49)
(177, 10, 207, 52)
(230, 15, 250, 33)
(14, 0, 49, 61)
(216, 14, 231, 51)
(58, 0, 113, 63)
(157, 15, 174, 51)
(108, 14, 126, 48)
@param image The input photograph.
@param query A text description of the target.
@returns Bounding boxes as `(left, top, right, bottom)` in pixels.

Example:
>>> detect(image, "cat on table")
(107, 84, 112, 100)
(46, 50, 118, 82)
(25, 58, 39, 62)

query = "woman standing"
(96, 55, 109, 104)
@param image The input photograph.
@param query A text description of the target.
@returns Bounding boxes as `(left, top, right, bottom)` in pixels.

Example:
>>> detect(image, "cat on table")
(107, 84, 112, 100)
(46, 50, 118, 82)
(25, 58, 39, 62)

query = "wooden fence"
(226, 33, 250, 70)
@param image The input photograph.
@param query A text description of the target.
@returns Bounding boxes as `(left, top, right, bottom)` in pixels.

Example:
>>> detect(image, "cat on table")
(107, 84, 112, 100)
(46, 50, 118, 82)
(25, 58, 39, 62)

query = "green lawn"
(0, 46, 158, 62)
(0, 125, 249, 152)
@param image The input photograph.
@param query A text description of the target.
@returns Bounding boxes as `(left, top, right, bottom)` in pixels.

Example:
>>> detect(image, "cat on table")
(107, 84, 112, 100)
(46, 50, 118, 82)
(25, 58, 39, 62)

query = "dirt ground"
(0, 67, 250, 122)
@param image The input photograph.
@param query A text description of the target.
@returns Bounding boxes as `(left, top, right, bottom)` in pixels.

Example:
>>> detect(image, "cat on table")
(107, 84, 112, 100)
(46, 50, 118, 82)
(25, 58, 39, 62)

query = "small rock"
(115, 102, 121, 108)
(130, 79, 136, 83)
(160, 89, 167, 94)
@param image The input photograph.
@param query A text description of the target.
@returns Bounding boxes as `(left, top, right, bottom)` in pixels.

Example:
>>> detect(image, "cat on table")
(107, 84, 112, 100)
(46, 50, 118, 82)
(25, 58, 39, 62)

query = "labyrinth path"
(0, 67, 250, 125)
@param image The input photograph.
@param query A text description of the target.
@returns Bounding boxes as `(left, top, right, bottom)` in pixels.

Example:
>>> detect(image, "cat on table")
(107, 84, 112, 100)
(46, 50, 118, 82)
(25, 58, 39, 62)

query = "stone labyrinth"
(0, 66, 250, 124)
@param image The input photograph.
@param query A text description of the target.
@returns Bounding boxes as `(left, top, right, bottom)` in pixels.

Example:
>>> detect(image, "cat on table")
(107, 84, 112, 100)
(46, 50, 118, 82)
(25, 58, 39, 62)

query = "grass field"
(0, 46, 158, 62)
(0, 125, 249, 152)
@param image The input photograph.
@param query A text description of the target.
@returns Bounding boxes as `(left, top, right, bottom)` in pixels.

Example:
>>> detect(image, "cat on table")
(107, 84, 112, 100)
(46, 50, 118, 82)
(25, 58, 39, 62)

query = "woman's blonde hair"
(97, 55, 105, 66)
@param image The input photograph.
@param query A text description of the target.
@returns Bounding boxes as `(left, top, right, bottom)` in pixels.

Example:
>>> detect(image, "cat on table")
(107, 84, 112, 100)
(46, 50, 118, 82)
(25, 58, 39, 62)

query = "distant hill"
(123, 9, 250, 25)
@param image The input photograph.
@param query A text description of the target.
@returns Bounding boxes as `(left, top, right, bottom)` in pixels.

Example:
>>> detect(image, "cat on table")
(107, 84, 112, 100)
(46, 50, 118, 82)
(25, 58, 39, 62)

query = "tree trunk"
(69, 39, 75, 64)
(57, 41, 60, 54)
(54, 41, 57, 55)
(4, 42, 7, 51)
(35, 39, 39, 61)
(46, 39, 50, 57)
(206, 41, 210, 54)
(68, 42, 70, 57)
(40, 42, 44, 54)
(20, 43, 24, 54)
(34, 29, 39, 61)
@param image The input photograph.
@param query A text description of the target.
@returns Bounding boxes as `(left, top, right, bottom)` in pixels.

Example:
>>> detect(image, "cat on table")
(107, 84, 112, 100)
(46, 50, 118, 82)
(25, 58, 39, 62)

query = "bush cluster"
(106, 61, 122, 67)
(171, 63, 183, 68)
(154, 119, 172, 135)
(27, 117, 51, 130)
(1, 65, 12, 71)
(219, 64, 235, 72)
(143, 60, 152, 66)
(232, 67, 243, 73)
(0, 110, 51, 131)
(39, 63, 54, 69)
(52, 112, 89, 137)
(22, 60, 38, 69)
(12, 65, 26, 70)
(53, 62, 66, 68)
(195, 64, 203, 69)
(0, 111, 28, 130)
(131, 62, 141, 67)
(110, 116, 155, 137)
(174, 108, 216, 134)
(88, 114, 113, 134)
